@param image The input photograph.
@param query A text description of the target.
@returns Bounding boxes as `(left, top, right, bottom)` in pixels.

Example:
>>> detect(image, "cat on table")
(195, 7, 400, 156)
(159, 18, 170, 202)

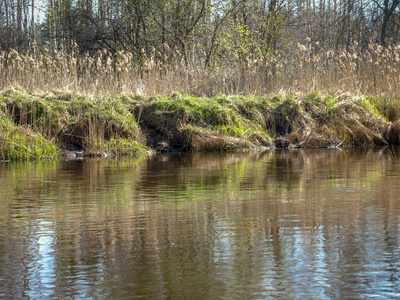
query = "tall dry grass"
(1, 41, 400, 96)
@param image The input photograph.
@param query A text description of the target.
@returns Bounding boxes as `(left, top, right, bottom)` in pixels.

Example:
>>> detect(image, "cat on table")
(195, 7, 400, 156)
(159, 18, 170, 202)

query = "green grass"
(0, 113, 58, 161)
(0, 88, 149, 159)
(1, 88, 400, 160)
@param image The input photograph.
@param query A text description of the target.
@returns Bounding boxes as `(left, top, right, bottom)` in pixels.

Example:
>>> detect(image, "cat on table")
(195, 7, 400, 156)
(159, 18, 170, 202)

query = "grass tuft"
(0, 113, 57, 161)
(1, 90, 400, 160)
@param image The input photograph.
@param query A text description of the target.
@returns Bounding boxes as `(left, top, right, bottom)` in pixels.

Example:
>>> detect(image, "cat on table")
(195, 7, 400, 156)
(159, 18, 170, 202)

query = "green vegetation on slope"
(0, 89, 150, 160)
(0, 112, 57, 160)
(1, 88, 400, 160)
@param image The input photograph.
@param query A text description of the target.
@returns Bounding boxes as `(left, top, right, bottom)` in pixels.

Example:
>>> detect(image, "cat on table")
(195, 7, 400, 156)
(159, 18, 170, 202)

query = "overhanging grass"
(1, 88, 400, 160)
(134, 92, 399, 149)
(0, 88, 150, 159)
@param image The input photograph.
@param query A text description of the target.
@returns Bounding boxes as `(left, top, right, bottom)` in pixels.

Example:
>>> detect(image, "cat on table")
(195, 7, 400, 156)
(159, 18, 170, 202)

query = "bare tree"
(372, 0, 400, 45)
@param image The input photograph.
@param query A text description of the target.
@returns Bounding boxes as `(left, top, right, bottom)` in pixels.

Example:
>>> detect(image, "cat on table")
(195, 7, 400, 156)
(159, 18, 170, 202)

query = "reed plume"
(1, 41, 400, 97)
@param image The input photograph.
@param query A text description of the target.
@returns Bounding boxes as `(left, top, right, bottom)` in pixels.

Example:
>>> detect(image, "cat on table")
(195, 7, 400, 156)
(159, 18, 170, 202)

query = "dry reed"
(1, 41, 400, 97)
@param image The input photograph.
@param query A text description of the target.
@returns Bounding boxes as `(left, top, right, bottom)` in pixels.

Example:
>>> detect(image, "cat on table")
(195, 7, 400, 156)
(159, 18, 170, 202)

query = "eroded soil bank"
(1, 89, 400, 160)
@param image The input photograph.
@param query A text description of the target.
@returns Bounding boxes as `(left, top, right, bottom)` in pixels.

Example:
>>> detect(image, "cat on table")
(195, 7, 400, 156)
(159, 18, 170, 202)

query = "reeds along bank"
(1, 41, 400, 97)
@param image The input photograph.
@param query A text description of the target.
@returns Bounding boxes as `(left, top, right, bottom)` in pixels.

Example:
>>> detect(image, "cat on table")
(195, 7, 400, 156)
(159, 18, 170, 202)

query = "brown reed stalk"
(1, 42, 400, 97)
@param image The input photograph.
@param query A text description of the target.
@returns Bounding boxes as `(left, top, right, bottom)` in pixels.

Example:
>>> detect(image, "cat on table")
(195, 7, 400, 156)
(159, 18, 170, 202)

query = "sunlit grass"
(1, 89, 400, 160)
(1, 41, 400, 96)
(0, 113, 58, 161)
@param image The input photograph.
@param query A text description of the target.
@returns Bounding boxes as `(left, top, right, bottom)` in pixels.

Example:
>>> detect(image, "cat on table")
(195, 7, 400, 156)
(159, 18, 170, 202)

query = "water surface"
(1, 148, 400, 299)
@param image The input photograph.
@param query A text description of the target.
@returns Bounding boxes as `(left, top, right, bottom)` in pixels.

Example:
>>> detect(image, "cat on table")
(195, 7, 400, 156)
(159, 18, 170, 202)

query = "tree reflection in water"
(0, 148, 400, 299)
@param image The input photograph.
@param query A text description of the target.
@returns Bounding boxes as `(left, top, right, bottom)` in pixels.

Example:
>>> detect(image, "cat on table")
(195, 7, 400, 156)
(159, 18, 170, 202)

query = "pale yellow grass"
(1, 41, 400, 96)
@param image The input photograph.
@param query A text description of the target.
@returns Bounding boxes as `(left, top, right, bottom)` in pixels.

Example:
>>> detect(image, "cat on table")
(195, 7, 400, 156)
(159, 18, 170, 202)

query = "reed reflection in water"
(1, 148, 400, 299)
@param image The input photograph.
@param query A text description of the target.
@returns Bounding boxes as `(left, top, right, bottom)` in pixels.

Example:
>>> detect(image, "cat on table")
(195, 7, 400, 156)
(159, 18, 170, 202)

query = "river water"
(1, 148, 400, 299)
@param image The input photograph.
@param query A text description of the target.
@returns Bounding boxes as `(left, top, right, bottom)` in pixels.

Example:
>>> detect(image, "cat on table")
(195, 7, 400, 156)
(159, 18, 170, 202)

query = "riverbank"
(1, 88, 400, 160)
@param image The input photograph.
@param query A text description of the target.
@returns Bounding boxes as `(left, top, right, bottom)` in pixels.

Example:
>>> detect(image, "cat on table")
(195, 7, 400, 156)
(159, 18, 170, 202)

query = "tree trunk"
(381, 0, 390, 45)
(31, 0, 35, 48)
